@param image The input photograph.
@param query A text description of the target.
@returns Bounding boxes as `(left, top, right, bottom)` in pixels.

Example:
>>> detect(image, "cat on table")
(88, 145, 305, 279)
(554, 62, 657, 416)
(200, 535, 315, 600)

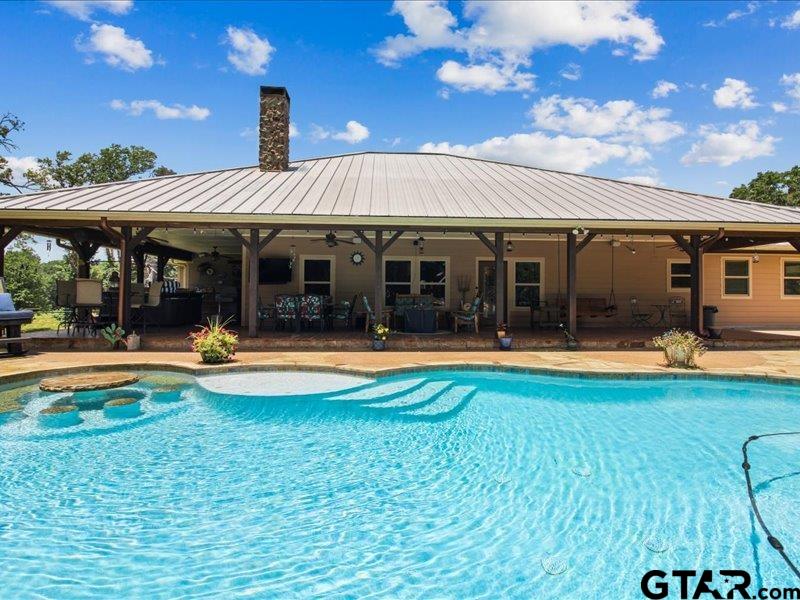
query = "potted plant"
(100, 323, 127, 350)
(496, 323, 513, 350)
(559, 324, 579, 351)
(372, 323, 390, 351)
(652, 329, 706, 368)
(189, 316, 238, 364)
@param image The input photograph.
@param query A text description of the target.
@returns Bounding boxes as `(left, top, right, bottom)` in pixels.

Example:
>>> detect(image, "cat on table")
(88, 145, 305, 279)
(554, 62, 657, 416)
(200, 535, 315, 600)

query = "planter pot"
(126, 332, 141, 351)
(498, 336, 513, 350)
(372, 339, 386, 351)
(496, 330, 507, 339)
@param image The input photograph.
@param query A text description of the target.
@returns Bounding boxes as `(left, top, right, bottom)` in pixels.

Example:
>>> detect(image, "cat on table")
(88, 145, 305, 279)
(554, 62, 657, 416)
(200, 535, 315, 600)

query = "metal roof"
(2, 152, 800, 228)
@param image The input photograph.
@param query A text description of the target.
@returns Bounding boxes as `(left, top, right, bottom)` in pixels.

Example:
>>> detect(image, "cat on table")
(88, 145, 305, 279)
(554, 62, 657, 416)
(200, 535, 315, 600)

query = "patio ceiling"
(3, 152, 800, 234)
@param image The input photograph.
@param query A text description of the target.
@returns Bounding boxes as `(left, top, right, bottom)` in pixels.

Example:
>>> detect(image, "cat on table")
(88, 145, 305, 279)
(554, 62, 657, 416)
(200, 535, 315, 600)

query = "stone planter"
(372, 339, 386, 351)
(39, 404, 80, 428)
(103, 397, 142, 419)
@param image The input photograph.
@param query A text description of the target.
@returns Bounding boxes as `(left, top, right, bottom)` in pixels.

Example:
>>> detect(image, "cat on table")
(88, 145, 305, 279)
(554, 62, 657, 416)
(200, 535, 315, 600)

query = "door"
(478, 260, 508, 323)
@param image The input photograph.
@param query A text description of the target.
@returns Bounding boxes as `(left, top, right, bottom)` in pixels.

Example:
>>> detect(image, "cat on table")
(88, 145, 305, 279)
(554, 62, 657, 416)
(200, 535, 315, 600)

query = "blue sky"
(3, 0, 800, 205)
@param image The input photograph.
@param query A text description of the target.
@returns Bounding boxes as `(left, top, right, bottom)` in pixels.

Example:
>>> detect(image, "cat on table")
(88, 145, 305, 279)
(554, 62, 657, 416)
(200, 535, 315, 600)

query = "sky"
(2, 0, 800, 214)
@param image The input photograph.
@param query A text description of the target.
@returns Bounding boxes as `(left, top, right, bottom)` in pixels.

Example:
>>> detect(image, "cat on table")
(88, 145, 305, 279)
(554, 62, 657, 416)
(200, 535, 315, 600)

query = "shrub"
(372, 323, 390, 341)
(652, 329, 706, 368)
(189, 316, 238, 364)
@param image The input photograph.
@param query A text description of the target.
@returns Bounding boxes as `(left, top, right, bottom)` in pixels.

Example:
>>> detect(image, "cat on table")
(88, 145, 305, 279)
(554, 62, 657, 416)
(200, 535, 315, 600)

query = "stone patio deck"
(4, 348, 800, 385)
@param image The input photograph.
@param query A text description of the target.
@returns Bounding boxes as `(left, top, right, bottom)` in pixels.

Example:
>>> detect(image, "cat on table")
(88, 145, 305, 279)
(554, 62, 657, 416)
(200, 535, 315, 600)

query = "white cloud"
(713, 78, 758, 109)
(76, 23, 153, 71)
(289, 122, 300, 138)
(704, 1, 760, 27)
(436, 59, 534, 93)
(240, 122, 299, 138)
(384, 136, 403, 147)
(224, 26, 274, 75)
(46, 0, 132, 21)
(619, 174, 660, 186)
(780, 72, 800, 103)
(310, 121, 370, 144)
(559, 62, 581, 81)
(529, 95, 685, 145)
(781, 9, 800, 29)
(1, 156, 39, 185)
(110, 99, 210, 120)
(419, 132, 646, 173)
(772, 102, 788, 113)
(375, 1, 663, 93)
(681, 121, 777, 166)
(651, 80, 678, 98)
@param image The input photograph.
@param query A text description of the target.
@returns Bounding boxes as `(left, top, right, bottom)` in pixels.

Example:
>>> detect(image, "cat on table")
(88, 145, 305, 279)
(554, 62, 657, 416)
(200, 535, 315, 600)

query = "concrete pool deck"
(4, 349, 800, 384)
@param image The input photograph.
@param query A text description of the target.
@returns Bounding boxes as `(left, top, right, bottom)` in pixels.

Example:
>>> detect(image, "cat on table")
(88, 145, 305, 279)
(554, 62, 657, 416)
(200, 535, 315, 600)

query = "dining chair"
(275, 294, 299, 331)
(667, 296, 687, 327)
(629, 297, 653, 328)
(453, 296, 482, 333)
(300, 294, 325, 331)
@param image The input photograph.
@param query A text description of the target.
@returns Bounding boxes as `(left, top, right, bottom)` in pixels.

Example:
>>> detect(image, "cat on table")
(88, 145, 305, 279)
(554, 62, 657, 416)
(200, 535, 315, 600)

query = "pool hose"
(741, 431, 800, 580)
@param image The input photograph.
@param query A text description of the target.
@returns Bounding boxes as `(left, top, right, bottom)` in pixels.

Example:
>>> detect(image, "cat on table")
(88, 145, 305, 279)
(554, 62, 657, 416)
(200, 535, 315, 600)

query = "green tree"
(24, 144, 168, 190)
(730, 166, 800, 206)
(0, 112, 25, 193)
(5, 247, 50, 310)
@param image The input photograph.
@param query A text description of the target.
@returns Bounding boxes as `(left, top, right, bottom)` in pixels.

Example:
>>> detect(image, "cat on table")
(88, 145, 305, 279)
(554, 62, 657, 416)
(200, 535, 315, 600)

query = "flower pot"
(372, 339, 386, 351)
(498, 336, 513, 350)
(673, 347, 690, 367)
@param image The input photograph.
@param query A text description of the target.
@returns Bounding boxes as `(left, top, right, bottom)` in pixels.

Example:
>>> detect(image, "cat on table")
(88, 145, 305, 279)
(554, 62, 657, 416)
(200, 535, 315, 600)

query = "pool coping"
(3, 358, 800, 388)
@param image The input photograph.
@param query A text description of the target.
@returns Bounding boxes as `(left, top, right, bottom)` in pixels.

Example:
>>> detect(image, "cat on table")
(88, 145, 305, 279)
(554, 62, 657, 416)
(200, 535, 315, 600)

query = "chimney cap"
(260, 86, 290, 102)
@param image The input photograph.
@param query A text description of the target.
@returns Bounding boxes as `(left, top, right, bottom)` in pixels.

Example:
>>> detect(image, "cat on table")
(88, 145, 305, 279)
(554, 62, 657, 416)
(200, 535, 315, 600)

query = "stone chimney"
(258, 86, 290, 171)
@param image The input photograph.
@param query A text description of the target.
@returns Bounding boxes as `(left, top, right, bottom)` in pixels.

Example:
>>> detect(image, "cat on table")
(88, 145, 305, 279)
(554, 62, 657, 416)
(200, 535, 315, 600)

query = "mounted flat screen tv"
(259, 258, 292, 284)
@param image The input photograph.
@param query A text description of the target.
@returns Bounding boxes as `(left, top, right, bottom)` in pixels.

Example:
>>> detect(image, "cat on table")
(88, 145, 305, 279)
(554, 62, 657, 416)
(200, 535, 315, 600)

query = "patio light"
(505, 239, 514, 252)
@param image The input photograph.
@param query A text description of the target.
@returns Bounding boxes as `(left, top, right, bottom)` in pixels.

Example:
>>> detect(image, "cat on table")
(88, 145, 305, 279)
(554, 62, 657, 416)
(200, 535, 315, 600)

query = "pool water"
(1, 369, 799, 598)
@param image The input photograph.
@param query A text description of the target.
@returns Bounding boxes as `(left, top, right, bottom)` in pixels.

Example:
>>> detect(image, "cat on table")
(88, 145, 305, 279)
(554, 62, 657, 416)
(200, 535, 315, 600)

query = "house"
(2, 86, 800, 341)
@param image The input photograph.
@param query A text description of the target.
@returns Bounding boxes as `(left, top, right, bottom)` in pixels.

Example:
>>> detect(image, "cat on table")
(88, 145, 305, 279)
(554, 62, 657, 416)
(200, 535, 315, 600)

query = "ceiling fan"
(197, 246, 237, 261)
(311, 231, 355, 248)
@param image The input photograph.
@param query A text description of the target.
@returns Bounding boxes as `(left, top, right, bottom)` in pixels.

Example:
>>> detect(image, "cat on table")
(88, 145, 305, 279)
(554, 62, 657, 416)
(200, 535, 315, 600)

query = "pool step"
(327, 378, 427, 403)
(401, 385, 477, 417)
(365, 381, 454, 409)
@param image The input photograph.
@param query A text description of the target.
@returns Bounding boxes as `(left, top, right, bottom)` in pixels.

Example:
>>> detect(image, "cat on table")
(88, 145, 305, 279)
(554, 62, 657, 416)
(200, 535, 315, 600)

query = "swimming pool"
(1, 368, 798, 598)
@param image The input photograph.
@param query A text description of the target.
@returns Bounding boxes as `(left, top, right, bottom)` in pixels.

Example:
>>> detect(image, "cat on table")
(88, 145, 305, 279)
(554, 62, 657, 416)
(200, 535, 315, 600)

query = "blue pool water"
(1, 369, 799, 598)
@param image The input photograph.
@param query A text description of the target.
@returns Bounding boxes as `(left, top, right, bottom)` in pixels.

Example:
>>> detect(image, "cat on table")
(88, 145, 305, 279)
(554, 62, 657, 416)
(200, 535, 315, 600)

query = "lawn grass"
(22, 311, 61, 333)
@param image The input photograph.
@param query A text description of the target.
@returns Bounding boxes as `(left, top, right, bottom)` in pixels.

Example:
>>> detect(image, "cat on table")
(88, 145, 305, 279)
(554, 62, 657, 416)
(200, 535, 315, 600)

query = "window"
(419, 259, 447, 304)
(667, 259, 691, 291)
(300, 256, 334, 296)
(513, 260, 542, 308)
(383, 257, 450, 306)
(384, 259, 412, 306)
(722, 258, 750, 297)
(783, 259, 800, 297)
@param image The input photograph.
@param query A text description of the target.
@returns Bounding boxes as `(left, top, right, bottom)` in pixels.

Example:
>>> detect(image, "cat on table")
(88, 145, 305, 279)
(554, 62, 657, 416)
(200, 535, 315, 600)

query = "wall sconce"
(413, 236, 425, 255)
(752, 250, 760, 263)
(571, 226, 590, 235)
(506, 239, 515, 253)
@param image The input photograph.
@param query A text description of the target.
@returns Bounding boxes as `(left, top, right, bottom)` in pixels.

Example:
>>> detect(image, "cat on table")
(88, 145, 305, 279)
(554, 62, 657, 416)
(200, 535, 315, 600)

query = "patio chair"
(257, 300, 275, 330)
(329, 297, 355, 329)
(73, 279, 103, 336)
(55, 279, 77, 335)
(667, 296, 687, 328)
(132, 281, 163, 333)
(453, 296, 482, 333)
(0, 291, 33, 355)
(300, 294, 325, 331)
(629, 297, 653, 328)
(275, 294, 299, 331)
(361, 295, 391, 333)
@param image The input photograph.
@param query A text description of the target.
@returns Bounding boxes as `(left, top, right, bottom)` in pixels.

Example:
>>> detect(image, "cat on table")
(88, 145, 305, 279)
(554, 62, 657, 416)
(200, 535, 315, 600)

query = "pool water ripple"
(1, 370, 800, 598)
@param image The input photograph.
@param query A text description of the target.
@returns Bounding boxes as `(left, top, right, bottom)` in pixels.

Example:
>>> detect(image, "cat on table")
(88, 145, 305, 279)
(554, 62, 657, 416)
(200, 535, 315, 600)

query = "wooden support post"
(0, 226, 23, 278)
(248, 228, 259, 338)
(118, 226, 132, 330)
(374, 230, 384, 324)
(133, 249, 145, 284)
(495, 232, 505, 328)
(690, 234, 703, 335)
(156, 255, 169, 282)
(566, 232, 577, 336)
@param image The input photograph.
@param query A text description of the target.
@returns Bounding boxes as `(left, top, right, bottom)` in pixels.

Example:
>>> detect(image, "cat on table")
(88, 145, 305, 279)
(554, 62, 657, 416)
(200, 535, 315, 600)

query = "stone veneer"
(258, 86, 290, 171)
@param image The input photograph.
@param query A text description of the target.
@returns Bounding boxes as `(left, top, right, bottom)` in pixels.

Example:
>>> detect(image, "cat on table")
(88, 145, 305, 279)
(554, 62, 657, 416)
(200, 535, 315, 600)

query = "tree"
(730, 166, 800, 207)
(24, 144, 168, 190)
(152, 165, 176, 177)
(5, 247, 51, 310)
(0, 112, 25, 193)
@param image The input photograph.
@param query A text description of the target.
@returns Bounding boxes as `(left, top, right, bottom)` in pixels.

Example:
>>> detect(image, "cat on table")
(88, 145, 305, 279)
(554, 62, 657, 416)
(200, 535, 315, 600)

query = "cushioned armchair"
(0, 288, 33, 355)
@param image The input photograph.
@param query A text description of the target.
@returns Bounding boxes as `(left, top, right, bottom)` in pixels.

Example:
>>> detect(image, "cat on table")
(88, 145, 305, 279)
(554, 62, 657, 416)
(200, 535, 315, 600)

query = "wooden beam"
(575, 233, 597, 254)
(248, 228, 259, 338)
(474, 232, 497, 255)
(118, 226, 132, 330)
(689, 235, 703, 335)
(133, 248, 146, 284)
(566, 232, 577, 336)
(138, 242, 193, 262)
(791, 240, 800, 254)
(227, 228, 250, 250)
(495, 232, 505, 328)
(670, 234, 693, 255)
(156, 255, 169, 282)
(353, 230, 376, 253)
(99, 218, 123, 243)
(699, 227, 725, 250)
(130, 226, 154, 248)
(257, 229, 282, 252)
(381, 230, 404, 253)
(374, 230, 384, 327)
(0, 226, 23, 249)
